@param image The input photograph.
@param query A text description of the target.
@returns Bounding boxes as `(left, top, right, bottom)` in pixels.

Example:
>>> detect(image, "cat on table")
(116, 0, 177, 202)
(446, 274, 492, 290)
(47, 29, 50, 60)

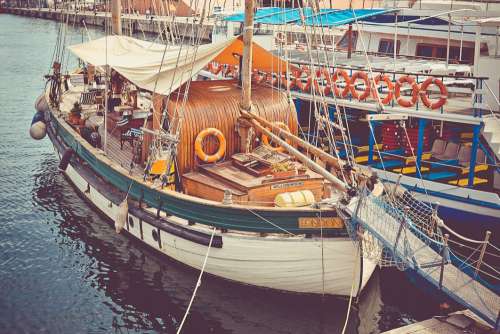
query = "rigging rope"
(176, 227, 216, 334)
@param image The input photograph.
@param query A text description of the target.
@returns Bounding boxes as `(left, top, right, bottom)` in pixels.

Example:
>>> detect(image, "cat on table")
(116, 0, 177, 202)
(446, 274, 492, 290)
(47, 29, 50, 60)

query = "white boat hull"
(57, 150, 377, 296)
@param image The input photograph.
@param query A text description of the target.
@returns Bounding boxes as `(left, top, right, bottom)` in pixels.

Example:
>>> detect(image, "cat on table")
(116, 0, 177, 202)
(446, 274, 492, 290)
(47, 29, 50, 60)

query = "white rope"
(176, 227, 216, 334)
(341, 242, 360, 334)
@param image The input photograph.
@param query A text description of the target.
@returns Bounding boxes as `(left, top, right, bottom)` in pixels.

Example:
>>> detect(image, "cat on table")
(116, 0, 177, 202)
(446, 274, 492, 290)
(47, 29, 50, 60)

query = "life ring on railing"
(261, 122, 290, 153)
(332, 69, 351, 97)
(195, 128, 226, 163)
(275, 32, 287, 44)
(208, 63, 223, 75)
(293, 69, 305, 91)
(321, 69, 333, 96)
(395, 75, 419, 108)
(303, 71, 321, 93)
(373, 74, 394, 105)
(350, 71, 371, 101)
(419, 77, 448, 110)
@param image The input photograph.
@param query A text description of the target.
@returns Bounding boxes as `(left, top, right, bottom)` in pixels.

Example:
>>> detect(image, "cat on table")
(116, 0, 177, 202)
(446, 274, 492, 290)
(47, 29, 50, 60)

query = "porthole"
(152, 229, 159, 242)
(128, 216, 134, 228)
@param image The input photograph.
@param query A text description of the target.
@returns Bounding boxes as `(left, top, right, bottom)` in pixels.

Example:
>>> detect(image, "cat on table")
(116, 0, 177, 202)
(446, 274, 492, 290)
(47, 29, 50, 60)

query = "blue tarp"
(224, 8, 396, 27)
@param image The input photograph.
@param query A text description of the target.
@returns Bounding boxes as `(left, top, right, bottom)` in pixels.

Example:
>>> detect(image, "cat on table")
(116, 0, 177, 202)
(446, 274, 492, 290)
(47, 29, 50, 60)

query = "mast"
(111, 0, 122, 35)
(240, 0, 254, 112)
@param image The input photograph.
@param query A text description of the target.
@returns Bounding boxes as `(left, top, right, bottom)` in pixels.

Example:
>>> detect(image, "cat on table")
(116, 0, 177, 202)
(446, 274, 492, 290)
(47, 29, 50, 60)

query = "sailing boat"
(30, 1, 380, 296)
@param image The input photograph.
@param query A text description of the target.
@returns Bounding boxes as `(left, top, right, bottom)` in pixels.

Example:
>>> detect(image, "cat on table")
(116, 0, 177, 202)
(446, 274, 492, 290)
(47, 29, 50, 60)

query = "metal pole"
(459, 24, 464, 61)
(439, 234, 449, 289)
(394, 12, 398, 71)
(475, 230, 491, 278)
(473, 24, 481, 75)
(446, 14, 451, 68)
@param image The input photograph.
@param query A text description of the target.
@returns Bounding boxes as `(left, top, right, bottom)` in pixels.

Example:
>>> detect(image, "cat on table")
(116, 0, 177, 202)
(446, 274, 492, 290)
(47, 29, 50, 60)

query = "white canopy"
(68, 35, 235, 95)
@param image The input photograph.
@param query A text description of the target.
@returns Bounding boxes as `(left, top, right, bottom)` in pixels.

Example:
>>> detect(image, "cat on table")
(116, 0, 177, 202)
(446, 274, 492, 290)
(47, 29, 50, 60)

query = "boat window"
(152, 229, 159, 242)
(378, 39, 400, 55)
(128, 216, 134, 228)
(417, 43, 475, 63)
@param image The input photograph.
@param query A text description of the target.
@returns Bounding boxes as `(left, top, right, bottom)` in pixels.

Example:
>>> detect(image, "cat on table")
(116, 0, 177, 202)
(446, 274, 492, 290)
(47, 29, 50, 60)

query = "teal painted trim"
(51, 115, 346, 235)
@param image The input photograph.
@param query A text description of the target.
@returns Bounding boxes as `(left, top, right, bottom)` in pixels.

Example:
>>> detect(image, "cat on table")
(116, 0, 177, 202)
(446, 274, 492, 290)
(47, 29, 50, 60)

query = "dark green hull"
(50, 112, 345, 235)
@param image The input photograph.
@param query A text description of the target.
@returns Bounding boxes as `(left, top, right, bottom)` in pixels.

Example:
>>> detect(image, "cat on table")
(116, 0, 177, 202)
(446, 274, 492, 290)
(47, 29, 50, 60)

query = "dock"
(1, 7, 214, 41)
(382, 310, 495, 333)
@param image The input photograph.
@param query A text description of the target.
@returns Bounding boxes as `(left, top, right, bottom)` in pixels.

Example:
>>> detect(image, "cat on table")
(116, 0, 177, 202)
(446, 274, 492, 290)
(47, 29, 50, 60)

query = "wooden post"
(475, 230, 491, 278)
(111, 0, 122, 35)
(240, 0, 254, 112)
(439, 233, 449, 289)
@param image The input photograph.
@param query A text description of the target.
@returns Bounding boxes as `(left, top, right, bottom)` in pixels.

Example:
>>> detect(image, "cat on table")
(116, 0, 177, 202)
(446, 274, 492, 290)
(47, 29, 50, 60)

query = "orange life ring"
(303, 71, 321, 93)
(321, 68, 333, 96)
(195, 128, 226, 163)
(208, 63, 223, 75)
(395, 75, 419, 108)
(261, 122, 290, 153)
(293, 69, 305, 91)
(419, 77, 448, 110)
(350, 71, 371, 101)
(372, 74, 394, 105)
(332, 69, 351, 97)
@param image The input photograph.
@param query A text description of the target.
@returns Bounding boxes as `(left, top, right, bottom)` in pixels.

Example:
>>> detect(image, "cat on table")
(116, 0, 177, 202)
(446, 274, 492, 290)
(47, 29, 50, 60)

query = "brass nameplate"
(298, 217, 344, 229)
(270, 181, 304, 190)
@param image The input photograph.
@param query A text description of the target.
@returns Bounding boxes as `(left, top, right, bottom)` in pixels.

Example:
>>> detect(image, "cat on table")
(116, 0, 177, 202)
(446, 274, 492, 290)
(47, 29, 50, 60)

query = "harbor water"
(1, 14, 449, 334)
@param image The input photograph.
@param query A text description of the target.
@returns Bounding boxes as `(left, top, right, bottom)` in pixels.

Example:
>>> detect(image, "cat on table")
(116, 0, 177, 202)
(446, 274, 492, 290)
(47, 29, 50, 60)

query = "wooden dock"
(1, 7, 214, 41)
(382, 310, 495, 333)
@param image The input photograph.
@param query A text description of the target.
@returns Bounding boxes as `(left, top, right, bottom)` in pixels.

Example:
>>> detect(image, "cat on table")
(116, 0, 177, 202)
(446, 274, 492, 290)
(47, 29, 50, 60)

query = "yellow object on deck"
(150, 159, 175, 181)
(460, 132, 473, 140)
(357, 143, 383, 153)
(274, 190, 315, 208)
(460, 164, 489, 174)
(355, 155, 379, 164)
(392, 166, 430, 174)
(405, 152, 432, 164)
(448, 177, 488, 187)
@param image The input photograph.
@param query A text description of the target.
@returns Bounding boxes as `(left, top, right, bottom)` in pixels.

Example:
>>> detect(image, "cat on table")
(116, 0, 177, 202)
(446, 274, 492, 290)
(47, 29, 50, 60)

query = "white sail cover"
(68, 35, 236, 94)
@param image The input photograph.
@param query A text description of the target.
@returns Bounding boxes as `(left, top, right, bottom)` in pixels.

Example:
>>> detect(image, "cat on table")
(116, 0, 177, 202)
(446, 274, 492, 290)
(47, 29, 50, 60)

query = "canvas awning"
(68, 35, 293, 94)
(68, 35, 236, 95)
(213, 36, 295, 73)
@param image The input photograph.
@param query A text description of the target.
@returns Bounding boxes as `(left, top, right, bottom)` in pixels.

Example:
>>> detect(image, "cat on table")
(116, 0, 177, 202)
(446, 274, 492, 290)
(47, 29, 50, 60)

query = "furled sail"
(68, 35, 236, 95)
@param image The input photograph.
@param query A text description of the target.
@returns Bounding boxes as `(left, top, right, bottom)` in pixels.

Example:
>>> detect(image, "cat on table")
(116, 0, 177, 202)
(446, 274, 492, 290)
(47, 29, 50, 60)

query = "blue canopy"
(224, 8, 396, 27)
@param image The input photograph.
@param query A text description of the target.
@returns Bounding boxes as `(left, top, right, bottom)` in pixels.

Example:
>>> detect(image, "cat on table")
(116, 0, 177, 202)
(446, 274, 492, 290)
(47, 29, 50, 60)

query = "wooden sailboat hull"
(46, 110, 377, 296)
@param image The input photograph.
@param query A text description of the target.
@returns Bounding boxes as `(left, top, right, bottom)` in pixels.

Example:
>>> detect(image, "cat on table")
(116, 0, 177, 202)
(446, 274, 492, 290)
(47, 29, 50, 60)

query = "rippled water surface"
(0, 14, 448, 333)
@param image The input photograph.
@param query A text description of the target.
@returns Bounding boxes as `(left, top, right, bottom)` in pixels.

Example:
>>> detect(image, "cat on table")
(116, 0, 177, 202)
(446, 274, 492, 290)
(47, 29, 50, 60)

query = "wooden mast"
(111, 0, 122, 35)
(240, 0, 254, 112)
